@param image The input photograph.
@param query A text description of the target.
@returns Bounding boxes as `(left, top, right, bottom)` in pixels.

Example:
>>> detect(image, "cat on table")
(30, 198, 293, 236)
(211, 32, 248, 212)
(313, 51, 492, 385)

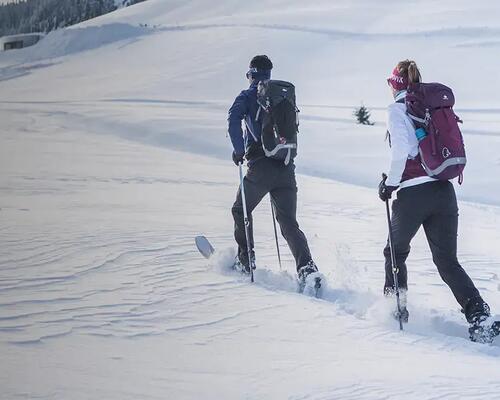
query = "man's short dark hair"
(250, 55, 273, 70)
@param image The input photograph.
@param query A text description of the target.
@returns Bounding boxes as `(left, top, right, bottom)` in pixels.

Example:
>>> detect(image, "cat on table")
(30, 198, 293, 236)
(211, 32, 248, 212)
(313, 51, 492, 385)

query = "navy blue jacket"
(227, 72, 270, 162)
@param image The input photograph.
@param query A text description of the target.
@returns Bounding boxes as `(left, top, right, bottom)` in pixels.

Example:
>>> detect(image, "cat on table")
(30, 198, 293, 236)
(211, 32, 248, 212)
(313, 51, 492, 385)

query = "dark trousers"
(232, 158, 312, 271)
(384, 180, 480, 309)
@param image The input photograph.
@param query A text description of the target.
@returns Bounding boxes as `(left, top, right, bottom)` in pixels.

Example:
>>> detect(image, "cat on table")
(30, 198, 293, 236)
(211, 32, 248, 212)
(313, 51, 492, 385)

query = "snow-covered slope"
(1, 1, 500, 399)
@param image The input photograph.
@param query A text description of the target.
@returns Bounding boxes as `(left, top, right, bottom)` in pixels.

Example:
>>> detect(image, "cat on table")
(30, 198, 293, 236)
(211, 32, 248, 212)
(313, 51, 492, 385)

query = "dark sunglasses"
(246, 67, 258, 79)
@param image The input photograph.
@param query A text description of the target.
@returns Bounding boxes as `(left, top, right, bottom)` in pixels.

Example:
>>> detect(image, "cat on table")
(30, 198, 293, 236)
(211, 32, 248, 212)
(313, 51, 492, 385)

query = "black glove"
(378, 174, 399, 202)
(232, 151, 244, 166)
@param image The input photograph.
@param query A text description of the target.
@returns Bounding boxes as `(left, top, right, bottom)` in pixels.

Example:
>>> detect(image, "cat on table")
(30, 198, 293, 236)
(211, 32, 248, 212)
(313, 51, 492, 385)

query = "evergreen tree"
(354, 105, 375, 126)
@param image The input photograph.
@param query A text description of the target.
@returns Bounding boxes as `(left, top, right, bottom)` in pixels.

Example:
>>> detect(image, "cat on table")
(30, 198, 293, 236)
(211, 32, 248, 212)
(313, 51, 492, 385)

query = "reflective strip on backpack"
(262, 143, 297, 158)
(420, 154, 467, 177)
(284, 148, 291, 165)
(262, 142, 296, 165)
(407, 113, 427, 125)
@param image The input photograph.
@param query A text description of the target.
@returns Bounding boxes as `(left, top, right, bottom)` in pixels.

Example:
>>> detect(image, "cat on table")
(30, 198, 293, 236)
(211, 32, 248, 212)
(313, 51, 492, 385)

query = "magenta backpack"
(406, 82, 466, 183)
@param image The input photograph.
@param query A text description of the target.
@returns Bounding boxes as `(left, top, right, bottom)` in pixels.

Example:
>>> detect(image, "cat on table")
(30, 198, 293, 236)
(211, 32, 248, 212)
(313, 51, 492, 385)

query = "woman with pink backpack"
(378, 59, 498, 342)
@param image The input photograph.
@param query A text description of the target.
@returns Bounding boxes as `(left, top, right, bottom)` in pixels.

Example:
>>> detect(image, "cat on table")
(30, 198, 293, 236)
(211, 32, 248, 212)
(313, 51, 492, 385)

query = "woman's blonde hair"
(397, 59, 422, 84)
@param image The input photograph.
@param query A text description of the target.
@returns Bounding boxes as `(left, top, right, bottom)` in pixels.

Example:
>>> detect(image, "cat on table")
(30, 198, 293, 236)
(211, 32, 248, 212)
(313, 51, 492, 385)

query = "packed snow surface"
(1, 1, 500, 399)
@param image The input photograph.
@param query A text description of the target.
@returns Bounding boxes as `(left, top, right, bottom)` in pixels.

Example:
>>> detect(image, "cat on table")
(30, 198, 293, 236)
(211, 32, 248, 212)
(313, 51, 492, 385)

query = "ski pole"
(270, 197, 282, 271)
(384, 177, 404, 331)
(239, 162, 254, 283)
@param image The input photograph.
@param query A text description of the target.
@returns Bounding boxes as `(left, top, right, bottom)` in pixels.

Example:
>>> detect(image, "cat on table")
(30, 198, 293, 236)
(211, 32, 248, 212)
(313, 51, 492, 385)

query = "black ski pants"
(384, 180, 480, 309)
(232, 158, 312, 271)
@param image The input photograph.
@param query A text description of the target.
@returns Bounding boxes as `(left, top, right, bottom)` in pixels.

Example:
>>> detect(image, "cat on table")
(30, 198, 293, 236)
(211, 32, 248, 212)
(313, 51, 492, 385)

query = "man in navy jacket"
(227, 55, 320, 285)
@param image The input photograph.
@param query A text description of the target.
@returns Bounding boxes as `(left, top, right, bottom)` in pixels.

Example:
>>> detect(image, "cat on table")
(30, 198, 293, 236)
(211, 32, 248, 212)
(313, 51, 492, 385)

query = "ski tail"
(195, 236, 215, 259)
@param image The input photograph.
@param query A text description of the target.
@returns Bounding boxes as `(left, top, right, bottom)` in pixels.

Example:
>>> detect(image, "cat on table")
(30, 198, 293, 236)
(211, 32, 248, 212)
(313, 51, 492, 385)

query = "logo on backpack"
(406, 82, 466, 182)
(256, 80, 299, 165)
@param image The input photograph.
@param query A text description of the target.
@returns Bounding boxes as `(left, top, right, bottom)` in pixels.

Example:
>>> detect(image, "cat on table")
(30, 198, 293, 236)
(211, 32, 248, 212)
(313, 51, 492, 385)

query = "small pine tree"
(354, 105, 375, 125)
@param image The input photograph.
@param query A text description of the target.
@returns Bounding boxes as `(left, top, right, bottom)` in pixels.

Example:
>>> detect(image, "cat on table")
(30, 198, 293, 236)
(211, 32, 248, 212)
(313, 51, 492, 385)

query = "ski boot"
(394, 307, 409, 324)
(233, 249, 256, 275)
(469, 318, 500, 344)
(384, 287, 409, 324)
(298, 261, 322, 297)
(465, 297, 499, 343)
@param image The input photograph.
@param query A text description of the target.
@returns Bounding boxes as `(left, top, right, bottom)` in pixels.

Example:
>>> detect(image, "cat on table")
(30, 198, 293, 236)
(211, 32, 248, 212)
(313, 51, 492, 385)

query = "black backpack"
(256, 80, 299, 165)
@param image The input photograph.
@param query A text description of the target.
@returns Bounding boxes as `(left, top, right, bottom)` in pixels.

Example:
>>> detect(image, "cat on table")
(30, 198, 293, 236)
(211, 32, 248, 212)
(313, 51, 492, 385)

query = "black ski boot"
(384, 287, 409, 323)
(233, 249, 256, 275)
(393, 307, 409, 324)
(464, 297, 499, 343)
(298, 261, 322, 297)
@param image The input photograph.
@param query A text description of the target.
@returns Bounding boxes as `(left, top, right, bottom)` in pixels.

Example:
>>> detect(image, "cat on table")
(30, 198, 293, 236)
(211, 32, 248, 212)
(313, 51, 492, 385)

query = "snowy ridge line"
(0, 22, 153, 69)
(149, 22, 500, 39)
(4, 20, 500, 70)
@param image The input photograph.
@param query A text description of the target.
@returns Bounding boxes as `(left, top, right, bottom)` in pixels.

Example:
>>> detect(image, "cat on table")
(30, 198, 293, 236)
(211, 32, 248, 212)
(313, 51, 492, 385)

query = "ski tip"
(195, 235, 215, 259)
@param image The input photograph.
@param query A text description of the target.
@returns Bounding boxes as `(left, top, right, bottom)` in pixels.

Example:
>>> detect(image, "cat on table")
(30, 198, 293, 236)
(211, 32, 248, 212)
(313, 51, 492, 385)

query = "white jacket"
(386, 93, 436, 189)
